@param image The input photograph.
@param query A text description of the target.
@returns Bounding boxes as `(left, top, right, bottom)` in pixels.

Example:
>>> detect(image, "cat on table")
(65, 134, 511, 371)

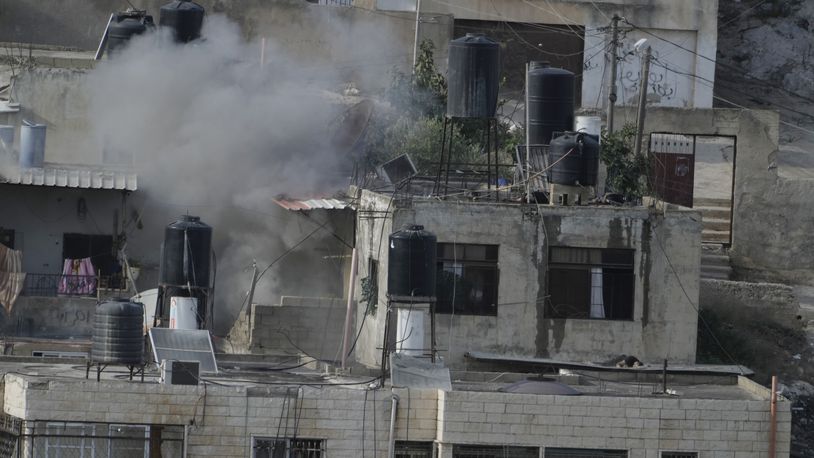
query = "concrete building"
(0, 358, 792, 457)
(1, 0, 716, 110)
(358, 0, 719, 109)
(351, 189, 701, 370)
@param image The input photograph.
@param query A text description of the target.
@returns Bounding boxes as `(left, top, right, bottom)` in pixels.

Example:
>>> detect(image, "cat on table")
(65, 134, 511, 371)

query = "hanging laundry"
(0, 243, 26, 314)
(58, 257, 96, 295)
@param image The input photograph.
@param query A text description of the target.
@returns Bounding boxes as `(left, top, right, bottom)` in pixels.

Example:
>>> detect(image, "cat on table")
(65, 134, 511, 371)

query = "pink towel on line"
(58, 257, 96, 295)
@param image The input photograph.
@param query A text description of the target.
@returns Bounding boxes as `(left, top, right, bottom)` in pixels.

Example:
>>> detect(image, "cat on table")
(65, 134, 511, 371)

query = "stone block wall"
(250, 300, 348, 361)
(3, 373, 790, 457)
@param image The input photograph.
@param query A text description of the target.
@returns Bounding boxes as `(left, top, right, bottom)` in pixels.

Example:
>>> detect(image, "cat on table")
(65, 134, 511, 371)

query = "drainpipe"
(182, 424, 189, 458)
(341, 247, 358, 369)
(387, 393, 400, 458)
(769, 375, 777, 458)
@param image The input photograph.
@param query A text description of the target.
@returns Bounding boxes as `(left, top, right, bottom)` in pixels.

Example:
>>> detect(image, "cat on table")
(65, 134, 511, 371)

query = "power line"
(648, 57, 814, 137)
(648, 219, 747, 375)
(622, 18, 814, 107)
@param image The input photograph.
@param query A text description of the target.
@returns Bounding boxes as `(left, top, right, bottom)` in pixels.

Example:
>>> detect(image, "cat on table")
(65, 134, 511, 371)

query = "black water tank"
(447, 33, 500, 119)
(159, 0, 205, 43)
(91, 299, 144, 365)
(548, 132, 600, 186)
(107, 11, 154, 53)
(160, 215, 212, 288)
(388, 225, 437, 298)
(528, 61, 575, 145)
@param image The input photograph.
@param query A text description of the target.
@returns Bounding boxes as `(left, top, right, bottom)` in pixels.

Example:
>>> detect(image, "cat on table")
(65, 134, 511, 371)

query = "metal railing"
(21, 273, 131, 298)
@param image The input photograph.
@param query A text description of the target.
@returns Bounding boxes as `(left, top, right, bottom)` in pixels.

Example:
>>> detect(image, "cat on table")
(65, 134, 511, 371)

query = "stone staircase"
(701, 243, 733, 280)
(694, 197, 732, 245)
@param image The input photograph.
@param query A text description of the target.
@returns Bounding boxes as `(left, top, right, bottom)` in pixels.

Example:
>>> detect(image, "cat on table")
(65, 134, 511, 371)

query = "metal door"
(649, 133, 695, 208)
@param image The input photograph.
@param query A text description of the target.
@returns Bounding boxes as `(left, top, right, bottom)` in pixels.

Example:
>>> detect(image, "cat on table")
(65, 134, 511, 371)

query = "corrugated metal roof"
(0, 166, 138, 191)
(273, 197, 350, 211)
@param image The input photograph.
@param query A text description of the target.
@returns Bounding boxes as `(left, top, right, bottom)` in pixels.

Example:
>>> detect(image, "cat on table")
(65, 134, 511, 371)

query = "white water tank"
(575, 115, 602, 139)
(169, 296, 198, 330)
(20, 123, 46, 168)
(132, 288, 159, 334)
(396, 308, 426, 357)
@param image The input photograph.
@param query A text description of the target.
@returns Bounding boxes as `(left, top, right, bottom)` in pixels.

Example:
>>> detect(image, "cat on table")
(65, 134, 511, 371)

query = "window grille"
(544, 448, 628, 458)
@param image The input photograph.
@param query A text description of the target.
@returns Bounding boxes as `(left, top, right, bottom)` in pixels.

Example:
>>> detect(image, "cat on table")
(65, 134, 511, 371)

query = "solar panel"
(379, 154, 417, 185)
(148, 328, 218, 374)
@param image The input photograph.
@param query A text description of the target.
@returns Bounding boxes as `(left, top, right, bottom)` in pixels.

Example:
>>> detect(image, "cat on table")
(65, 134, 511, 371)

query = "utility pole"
(412, 0, 422, 70)
(633, 46, 652, 158)
(605, 14, 621, 133)
(525, 62, 531, 204)
(245, 261, 259, 343)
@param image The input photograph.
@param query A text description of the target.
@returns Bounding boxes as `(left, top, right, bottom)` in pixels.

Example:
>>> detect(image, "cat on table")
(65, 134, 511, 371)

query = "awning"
(273, 197, 350, 212)
(1, 165, 137, 191)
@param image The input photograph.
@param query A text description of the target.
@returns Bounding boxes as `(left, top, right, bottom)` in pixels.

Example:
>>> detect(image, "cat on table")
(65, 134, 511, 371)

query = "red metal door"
(649, 133, 695, 208)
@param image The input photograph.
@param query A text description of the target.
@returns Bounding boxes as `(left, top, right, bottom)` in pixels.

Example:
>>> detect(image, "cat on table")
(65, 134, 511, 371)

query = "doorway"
(649, 133, 736, 245)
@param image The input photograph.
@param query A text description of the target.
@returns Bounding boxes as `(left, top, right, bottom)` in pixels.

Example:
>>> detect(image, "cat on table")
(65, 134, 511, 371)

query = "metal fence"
(21, 273, 131, 298)
(14, 421, 183, 458)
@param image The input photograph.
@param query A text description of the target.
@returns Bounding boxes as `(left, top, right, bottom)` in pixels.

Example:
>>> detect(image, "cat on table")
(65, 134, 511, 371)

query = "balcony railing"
(21, 273, 132, 298)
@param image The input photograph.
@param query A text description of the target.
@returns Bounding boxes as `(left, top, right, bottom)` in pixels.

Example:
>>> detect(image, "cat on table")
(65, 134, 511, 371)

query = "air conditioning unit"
(160, 360, 199, 386)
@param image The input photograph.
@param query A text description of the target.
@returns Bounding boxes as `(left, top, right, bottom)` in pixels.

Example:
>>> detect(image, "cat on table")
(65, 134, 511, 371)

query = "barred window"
(453, 444, 538, 458)
(395, 440, 434, 458)
(252, 437, 325, 458)
(544, 448, 628, 458)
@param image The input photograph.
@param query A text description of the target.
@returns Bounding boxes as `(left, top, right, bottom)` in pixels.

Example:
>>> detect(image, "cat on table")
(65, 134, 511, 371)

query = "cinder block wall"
(250, 301, 348, 361)
(4, 374, 790, 457)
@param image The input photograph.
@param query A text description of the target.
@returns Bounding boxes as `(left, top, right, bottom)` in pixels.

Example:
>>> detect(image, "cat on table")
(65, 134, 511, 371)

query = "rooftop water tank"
(528, 61, 575, 145)
(447, 33, 500, 119)
(388, 225, 437, 298)
(547, 132, 600, 186)
(160, 215, 212, 288)
(91, 299, 144, 365)
(107, 11, 154, 53)
(160, 0, 205, 43)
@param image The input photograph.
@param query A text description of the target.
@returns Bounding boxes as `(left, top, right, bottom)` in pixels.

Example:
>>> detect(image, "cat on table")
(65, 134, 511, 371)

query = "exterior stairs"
(701, 244, 733, 280)
(694, 197, 732, 245)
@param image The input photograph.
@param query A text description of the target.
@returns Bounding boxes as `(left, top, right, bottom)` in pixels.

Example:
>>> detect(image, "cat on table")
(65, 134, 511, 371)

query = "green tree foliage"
(600, 124, 650, 200)
(363, 39, 515, 177)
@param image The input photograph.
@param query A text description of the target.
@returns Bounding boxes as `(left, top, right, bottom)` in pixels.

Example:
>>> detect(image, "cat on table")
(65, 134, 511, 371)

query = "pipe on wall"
(387, 393, 400, 458)
(769, 375, 777, 458)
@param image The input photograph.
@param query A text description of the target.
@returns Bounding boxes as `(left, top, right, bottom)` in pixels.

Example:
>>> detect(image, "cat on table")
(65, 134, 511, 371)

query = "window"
(0, 228, 13, 249)
(252, 437, 325, 458)
(44, 423, 96, 458)
(436, 243, 499, 316)
(661, 453, 697, 458)
(546, 247, 635, 320)
(108, 425, 149, 458)
(545, 449, 627, 458)
(454, 444, 538, 458)
(395, 441, 434, 458)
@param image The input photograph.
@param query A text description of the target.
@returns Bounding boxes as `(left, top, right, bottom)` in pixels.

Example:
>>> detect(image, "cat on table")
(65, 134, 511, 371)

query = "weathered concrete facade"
(621, 107, 813, 284)
(1, 371, 791, 457)
(354, 190, 702, 369)
(359, 0, 719, 109)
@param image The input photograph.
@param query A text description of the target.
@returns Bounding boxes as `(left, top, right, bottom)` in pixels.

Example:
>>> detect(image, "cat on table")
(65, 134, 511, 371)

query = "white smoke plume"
(85, 15, 377, 335)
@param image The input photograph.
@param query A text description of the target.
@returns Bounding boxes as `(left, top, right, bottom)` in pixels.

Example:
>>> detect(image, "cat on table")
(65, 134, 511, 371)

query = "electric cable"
(623, 18, 814, 106)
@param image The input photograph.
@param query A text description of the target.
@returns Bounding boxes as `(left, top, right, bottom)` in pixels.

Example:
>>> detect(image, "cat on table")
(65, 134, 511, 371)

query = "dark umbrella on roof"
(500, 379, 582, 395)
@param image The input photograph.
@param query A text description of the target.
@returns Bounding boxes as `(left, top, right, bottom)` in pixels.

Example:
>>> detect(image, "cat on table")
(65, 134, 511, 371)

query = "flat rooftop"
(0, 356, 767, 401)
